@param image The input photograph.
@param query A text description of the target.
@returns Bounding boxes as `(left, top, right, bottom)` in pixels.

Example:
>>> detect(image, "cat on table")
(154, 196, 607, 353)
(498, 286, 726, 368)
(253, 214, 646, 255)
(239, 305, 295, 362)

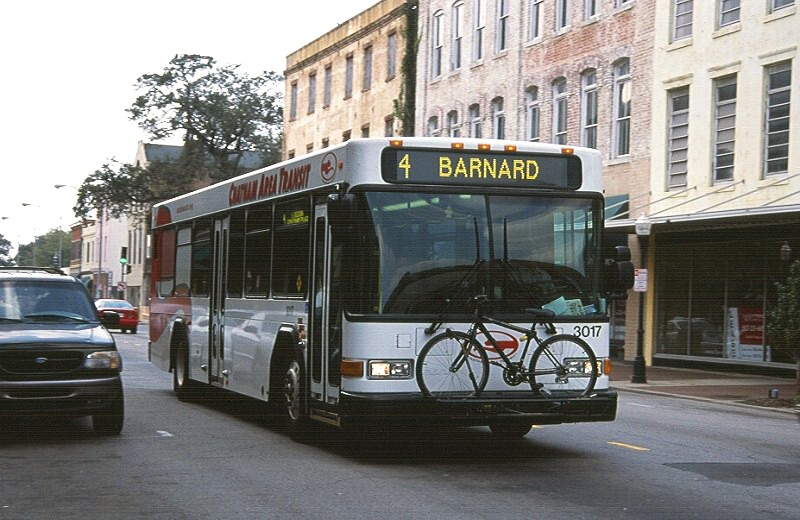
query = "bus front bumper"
(336, 389, 617, 427)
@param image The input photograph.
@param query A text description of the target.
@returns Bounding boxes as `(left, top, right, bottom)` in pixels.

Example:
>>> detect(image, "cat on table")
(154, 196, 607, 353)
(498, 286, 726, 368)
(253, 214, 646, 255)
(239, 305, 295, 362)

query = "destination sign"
(381, 147, 582, 189)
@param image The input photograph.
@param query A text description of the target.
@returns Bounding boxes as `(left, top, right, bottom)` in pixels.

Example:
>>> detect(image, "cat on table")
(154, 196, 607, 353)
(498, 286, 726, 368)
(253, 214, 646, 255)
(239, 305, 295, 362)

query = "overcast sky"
(0, 0, 378, 249)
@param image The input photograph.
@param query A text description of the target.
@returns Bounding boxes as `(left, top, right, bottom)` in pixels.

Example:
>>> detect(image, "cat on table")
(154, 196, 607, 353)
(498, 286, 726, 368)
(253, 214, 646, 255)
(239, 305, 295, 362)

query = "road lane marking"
(156, 430, 174, 437)
(608, 441, 650, 451)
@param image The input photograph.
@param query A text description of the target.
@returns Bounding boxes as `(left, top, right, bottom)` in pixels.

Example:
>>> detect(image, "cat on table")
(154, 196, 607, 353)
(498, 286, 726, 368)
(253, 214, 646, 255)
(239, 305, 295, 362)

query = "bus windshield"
(351, 191, 603, 317)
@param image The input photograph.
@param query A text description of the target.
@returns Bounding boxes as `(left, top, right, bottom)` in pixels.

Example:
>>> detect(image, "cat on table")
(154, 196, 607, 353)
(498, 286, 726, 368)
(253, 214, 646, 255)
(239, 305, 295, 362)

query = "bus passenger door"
(210, 216, 229, 385)
(309, 204, 340, 410)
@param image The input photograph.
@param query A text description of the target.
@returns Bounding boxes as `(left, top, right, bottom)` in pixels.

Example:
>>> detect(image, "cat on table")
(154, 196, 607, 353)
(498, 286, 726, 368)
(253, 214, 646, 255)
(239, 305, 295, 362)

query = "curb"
(614, 385, 799, 416)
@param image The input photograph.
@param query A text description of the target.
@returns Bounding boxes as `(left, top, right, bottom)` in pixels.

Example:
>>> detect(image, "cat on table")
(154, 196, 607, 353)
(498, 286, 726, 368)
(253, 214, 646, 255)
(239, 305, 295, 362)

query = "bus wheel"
(283, 358, 313, 441)
(489, 420, 533, 439)
(173, 337, 199, 401)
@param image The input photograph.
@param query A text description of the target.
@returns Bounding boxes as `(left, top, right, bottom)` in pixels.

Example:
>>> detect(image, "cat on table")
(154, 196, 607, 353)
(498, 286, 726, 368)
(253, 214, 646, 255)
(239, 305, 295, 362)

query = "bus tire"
(489, 420, 532, 439)
(283, 356, 314, 441)
(173, 334, 200, 402)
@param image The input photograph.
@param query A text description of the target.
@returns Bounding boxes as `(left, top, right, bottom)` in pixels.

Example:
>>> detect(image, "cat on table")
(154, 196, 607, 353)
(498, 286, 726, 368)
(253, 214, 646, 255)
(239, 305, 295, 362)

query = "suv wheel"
(93, 386, 125, 435)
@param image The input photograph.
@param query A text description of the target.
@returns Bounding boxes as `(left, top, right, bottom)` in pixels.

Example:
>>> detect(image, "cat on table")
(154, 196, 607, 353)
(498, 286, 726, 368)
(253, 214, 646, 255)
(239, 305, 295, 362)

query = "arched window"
(612, 58, 631, 156)
(525, 86, 540, 141)
(491, 97, 505, 139)
(552, 78, 568, 144)
(581, 69, 598, 148)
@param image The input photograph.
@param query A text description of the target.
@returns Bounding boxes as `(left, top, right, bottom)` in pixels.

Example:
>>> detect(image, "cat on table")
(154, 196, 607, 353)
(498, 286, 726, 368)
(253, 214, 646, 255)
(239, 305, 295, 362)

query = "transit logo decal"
(320, 152, 337, 183)
(228, 164, 311, 205)
(477, 331, 519, 360)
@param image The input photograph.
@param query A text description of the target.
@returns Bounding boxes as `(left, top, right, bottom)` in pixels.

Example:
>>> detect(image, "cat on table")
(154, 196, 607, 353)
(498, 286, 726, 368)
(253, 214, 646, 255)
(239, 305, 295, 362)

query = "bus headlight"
(368, 360, 412, 379)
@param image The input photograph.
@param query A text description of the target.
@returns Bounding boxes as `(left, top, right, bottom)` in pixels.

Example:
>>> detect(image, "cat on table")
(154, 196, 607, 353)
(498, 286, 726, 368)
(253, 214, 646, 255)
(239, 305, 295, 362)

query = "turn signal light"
(340, 359, 364, 378)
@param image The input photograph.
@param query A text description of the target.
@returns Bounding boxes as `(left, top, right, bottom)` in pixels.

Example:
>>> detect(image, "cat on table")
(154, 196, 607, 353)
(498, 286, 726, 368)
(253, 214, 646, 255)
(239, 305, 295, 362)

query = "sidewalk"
(610, 361, 799, 414)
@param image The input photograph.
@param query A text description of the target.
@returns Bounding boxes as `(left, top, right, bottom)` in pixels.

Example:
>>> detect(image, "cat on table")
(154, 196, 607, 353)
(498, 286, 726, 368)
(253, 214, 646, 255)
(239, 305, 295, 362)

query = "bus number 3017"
(573, 325, 602, 338)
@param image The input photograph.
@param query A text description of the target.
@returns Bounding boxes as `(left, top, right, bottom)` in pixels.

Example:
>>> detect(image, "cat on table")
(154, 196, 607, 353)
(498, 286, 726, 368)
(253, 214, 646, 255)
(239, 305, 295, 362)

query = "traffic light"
(120, 246, 128, 265)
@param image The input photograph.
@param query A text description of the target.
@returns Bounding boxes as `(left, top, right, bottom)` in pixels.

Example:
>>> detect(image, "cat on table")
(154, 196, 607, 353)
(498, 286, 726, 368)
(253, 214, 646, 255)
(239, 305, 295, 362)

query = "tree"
(128, 54, 283, 180)
(767, 259, 800, 395)
(0, 234, 13, 266)
(74, 54, 283, 220)
(14, 229, 69, 268)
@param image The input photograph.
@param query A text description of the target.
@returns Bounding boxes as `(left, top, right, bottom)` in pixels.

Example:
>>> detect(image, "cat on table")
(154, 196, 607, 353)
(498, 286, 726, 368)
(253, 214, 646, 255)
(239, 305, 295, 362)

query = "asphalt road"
(1, 330, 798, 519)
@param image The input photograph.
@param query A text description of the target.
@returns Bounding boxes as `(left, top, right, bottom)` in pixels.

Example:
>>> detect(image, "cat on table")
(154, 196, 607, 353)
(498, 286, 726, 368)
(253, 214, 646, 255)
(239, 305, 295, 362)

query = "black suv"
(0, 267, 124, 435)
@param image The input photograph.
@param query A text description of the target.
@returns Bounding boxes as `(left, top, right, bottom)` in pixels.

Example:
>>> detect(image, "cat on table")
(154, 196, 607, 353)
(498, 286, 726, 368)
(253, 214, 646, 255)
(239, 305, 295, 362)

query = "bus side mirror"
(602, 245, 634, 300)
(328, 194, 357, 234)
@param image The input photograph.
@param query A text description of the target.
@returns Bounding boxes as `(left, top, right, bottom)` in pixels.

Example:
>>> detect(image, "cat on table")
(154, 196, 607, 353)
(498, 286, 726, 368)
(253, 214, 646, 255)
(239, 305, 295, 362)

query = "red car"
(96, 299, 139, 334)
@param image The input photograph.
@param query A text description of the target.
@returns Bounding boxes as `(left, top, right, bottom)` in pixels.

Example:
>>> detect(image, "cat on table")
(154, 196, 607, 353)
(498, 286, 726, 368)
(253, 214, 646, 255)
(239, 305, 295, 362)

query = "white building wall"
(650, 1, 799, 217)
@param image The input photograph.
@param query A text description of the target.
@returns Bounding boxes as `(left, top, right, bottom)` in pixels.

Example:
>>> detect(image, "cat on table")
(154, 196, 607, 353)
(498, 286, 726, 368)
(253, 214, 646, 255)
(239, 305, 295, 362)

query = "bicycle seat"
(525, 308, 555, 319)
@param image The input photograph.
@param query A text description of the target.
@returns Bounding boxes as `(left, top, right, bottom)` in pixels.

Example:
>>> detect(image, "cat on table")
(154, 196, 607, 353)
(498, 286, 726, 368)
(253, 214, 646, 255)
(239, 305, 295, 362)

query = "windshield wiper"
(24, 313, 91, 323)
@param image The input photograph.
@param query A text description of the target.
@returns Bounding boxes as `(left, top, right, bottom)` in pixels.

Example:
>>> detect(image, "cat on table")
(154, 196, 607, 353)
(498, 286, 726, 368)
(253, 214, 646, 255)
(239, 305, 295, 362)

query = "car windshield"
(97, 300, 133, 309)
(0, 281, 97, 323)
(346, 191, 603, 317)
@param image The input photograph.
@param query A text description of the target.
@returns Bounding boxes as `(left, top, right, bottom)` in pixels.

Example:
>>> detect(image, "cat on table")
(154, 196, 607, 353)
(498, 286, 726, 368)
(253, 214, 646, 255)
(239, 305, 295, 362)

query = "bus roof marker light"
(561, 147, 575, 155)
(504, 145, 517, 152)
(389, 140, 404, 147)
(451, 142, 465, 150)
(478, 143, 491, 151)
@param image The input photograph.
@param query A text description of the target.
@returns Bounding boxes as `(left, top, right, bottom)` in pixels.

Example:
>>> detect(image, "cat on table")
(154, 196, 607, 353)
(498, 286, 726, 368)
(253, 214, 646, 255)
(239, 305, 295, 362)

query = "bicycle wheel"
(417, 331, 489, 398)
(529, 334, 597, 398)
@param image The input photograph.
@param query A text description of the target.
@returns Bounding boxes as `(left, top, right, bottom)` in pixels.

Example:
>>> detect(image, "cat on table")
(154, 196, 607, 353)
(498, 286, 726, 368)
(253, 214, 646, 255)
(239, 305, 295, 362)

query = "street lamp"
(21, 203, 40, 266)
(54, 184, 79, 271)
(631, 213, 652, 384)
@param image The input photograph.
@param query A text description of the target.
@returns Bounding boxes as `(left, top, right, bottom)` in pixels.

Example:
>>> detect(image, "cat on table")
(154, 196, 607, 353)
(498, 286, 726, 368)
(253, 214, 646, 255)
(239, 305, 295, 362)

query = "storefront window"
(655, 229, 796, 364)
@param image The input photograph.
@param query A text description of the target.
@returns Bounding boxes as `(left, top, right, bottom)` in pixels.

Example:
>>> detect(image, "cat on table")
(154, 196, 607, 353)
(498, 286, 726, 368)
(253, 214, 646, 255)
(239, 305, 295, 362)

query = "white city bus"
(148, 137, 632, 438)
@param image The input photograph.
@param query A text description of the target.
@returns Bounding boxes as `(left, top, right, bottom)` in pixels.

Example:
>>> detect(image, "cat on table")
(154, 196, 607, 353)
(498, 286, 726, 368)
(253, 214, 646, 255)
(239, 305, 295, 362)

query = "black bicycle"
(416, 295, 598, 399)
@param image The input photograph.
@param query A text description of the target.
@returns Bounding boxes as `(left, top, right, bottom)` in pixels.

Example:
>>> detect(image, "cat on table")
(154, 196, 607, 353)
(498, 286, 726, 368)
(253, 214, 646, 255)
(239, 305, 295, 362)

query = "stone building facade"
(283, 0, 418, 159)
(644, 0, 798, 368)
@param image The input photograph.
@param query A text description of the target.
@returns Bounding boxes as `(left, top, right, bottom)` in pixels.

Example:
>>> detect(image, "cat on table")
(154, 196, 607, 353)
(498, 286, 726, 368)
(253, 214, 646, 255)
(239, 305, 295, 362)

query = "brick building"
(416, 0, 655, 360)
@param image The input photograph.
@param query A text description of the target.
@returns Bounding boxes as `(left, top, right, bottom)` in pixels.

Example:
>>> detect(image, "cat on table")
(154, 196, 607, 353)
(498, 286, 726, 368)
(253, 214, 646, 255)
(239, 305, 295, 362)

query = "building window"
(526, 87, 540, 141)
(385, 117, 395, 137)
(668, 87, 690, 188)
(771, 0, 794, 13)
(307, 72, 316, 114)
(342, 130, 352, 142)
(491, 97, 505, 139)
(447, 110, 460, 137)
(387, 32, 397, 80)
(552, 78, 568, 145)
(289, 81, 298, 121)
(719, 0, 740, 27)
(452, 2, 464, 71)
(556, 0, 570, 31)
(616, 0, 632, 7)
(584, 0, 598, 19)
(363, 46, 373, 91)
(581, 70, 598, 148)
(469, 103, 482, 137)
(528, 0, 543, 40)
(361, 125, 370, 138)
(613, 59, 632, 156)
(323, 65, 332, 107)
(713, 75, 737, 183)
(496, 0, 509, 52)
(473, 0, 485, 62)
(673, 0, 693, 41)
(427, 116, 440, 137)
(322, 138, 329, 149)
(345, 55, 354, 99)
(432, 11, 444, 78)
(764, 62, 792, 177)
